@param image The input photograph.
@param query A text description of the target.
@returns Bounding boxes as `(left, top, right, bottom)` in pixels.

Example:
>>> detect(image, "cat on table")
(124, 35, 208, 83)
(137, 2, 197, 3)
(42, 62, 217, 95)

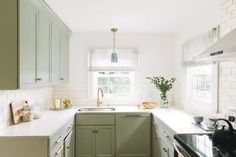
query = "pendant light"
(111, 28, 118, 63)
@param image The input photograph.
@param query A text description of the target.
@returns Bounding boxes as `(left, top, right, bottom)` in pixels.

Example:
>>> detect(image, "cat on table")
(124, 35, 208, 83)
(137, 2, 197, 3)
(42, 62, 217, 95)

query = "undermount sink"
(78, 107, 116, 112)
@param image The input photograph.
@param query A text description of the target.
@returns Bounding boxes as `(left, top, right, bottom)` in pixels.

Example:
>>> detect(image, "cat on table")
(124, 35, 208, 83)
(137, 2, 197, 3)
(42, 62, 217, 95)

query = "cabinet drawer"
(65, 118, 74, 134)
(156, 117, 175, 146)
(51, 143, 64, 157)
(50, 127, 65, 151)
(76, 114, 115, 125)
(50, 118, 74, 150)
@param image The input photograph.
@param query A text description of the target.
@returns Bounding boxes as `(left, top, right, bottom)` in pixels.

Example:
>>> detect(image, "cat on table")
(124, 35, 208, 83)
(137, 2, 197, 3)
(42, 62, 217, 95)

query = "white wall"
(53, 33, 175, 106)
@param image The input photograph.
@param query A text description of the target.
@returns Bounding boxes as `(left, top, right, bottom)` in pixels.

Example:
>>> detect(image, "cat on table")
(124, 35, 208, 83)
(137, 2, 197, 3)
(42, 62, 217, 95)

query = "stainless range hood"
(197, 28, 236, 62)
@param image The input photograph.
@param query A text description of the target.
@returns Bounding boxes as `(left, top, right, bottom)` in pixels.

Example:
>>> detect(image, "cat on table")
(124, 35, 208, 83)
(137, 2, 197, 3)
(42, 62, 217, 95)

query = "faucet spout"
(97, 88, 104, 107)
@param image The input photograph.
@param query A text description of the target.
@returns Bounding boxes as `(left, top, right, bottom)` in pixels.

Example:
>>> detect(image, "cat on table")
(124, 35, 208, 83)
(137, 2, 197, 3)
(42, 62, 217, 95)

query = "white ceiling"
(44, 0, 221, 33)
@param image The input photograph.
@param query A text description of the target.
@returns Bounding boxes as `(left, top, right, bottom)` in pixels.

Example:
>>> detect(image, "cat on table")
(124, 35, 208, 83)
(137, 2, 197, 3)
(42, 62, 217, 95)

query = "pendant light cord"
(113, 31, 115, 52)
(111, 28, 117, 53)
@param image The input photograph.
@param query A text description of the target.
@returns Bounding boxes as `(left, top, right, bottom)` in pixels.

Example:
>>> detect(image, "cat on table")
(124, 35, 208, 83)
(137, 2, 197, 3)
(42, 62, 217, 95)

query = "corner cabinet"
(0, 118, 74, 157)
(0, 0, 70, 89)
(116, 113, 151, 157)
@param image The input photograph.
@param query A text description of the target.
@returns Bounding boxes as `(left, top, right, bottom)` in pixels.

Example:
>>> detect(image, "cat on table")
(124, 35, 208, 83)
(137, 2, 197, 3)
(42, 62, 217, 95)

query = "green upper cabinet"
(19, 0, 38, 87)
(0, 0, 71, 89)
(59, 33, 69, 84)
(37, 11, 51, 85)
(51, 27, 69, 85)
(0, 0, 18, 89)
(51, 24, 61, 85)
(116, 113, 151, 157)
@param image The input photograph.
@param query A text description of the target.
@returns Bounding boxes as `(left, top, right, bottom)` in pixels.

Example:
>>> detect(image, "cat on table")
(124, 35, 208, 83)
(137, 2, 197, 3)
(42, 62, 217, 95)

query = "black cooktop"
(174, 133, 236, 157)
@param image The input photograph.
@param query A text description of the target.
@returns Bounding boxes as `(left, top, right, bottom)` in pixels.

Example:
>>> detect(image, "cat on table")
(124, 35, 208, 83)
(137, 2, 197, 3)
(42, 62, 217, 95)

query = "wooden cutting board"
(10, 101, 26, 124)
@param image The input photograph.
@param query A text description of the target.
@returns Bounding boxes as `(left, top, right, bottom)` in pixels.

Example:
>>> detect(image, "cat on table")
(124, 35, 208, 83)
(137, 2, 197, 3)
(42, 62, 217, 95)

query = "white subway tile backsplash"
(219, 0, 236, 115)
(222, 0, 233, 9)
(222, 14, 232, 22)
(231, 82, 236, 88)
(221, 67, 232, 75)
(0, 87, 52, 128)
(221, 81, 231, 88)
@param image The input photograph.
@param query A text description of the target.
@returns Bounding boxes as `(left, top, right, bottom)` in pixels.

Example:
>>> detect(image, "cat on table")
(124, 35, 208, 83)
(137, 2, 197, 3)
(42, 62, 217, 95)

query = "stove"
(174, 133, 236, 157)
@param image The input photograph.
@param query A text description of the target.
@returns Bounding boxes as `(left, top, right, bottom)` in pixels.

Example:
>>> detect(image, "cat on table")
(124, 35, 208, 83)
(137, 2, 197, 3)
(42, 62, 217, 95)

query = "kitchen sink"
(78, 107, 116, 112)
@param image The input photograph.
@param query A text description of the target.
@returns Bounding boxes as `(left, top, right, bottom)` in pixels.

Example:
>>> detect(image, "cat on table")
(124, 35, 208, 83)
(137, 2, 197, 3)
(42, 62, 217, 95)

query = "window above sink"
(92, 71, 135, 98)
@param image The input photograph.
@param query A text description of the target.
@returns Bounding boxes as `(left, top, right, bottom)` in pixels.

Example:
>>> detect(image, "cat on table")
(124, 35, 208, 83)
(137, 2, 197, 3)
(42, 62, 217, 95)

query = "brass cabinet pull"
(55, 136, 62, 144)
(125, 115, 141, 117)
(60, 78, 64, 80)
(67, 126, 72, 130)
(161, 130, 170, 138)
(55, 145, 63, 155)
(92, 130, 98, 133)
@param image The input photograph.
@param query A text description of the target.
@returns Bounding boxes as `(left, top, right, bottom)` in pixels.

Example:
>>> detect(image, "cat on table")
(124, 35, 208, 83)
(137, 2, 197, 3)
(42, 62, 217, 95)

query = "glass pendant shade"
(111, 51, 118, 63)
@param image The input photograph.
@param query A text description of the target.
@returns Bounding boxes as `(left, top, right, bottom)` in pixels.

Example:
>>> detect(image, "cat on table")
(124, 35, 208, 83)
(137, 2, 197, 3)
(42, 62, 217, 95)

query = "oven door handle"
(173, 141, 181, 154)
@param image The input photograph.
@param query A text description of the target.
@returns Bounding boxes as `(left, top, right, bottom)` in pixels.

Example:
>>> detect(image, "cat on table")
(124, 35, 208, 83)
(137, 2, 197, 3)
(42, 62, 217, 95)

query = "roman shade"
(182, 30, 215, 65)
(89, 48, 139, 71)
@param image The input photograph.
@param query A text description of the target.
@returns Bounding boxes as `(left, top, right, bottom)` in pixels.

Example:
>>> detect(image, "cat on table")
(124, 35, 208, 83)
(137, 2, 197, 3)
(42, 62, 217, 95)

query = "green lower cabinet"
(159, 137, 174, 157)
(116, 113, 151, 157)
(76, 126, 95, 157)
(76, 126, 115, 157)
(152, 122, 161, 157)
(95, 126, 115, 157)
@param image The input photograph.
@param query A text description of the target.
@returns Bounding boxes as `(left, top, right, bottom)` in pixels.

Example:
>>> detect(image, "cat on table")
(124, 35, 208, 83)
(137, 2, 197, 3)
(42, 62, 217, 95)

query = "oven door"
(173, 140, 192, 157)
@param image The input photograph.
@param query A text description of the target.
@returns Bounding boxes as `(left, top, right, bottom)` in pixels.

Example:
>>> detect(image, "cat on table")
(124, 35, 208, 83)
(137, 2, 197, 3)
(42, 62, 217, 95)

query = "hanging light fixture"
(111, 28, 118, 63)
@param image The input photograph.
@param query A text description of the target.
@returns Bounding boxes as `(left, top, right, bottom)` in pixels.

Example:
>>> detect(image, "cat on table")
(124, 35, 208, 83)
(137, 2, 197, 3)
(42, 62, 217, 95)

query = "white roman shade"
(182, 30, 215, 65)
(89, 48, 139, 71)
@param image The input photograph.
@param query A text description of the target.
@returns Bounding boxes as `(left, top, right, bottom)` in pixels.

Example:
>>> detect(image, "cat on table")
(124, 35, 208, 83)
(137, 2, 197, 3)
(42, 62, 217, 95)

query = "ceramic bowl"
(194, 116, 204, 124)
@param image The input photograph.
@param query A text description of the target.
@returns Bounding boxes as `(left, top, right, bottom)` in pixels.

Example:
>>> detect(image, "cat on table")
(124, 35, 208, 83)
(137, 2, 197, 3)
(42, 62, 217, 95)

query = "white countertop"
(151, 107, 205, 134)
(0, 105, 206, 138)
(0, 107, 78, 138)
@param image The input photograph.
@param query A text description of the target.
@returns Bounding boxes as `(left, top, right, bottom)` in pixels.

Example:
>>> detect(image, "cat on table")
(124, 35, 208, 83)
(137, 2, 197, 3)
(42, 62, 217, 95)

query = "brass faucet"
(97, 88, 104, 107)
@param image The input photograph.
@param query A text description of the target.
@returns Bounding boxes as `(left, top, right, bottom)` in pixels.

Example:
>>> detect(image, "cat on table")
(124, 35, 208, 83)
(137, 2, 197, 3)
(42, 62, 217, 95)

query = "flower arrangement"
(63, 99, 72, 108)
(146, 76, 176, 107)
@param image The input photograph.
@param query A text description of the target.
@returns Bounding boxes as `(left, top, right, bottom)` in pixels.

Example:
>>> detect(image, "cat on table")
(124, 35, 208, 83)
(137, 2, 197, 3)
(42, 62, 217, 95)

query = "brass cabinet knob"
(92, 130, 98, 133)
(36, 77, 43, 81)
(163, 148, 168, 152)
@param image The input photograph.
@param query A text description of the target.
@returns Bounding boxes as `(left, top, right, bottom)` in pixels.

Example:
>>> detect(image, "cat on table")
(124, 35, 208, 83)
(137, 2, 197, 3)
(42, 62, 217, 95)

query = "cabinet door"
(36, 12, 51, 85)
(37, 11, 51, 85)
(76, 126, 95, 157)
(96, 126, 115, 157)
(19, 0, 37, 87)
(116, 114, 151, 157)
(65, 130, 75, 157)
(51, 24, 61, 85)
(152, 122, 161, 157)
(59, 33, 69, 83)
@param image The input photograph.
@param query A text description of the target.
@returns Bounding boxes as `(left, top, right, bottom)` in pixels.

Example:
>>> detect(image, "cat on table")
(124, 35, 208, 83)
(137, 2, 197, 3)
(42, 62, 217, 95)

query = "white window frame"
(186, 64, 217, 107)
(91, 71, 135, 99)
